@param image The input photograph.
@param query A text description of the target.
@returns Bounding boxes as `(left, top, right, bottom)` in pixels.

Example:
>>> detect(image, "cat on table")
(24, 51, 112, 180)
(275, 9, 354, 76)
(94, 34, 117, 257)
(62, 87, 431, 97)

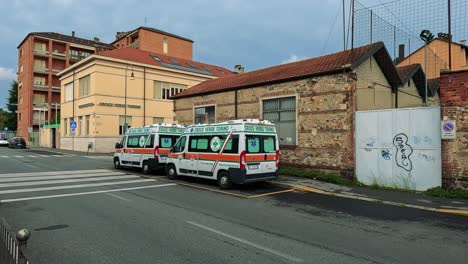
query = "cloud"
(281, 54, 308, 64)
(0, 67, 16, 81)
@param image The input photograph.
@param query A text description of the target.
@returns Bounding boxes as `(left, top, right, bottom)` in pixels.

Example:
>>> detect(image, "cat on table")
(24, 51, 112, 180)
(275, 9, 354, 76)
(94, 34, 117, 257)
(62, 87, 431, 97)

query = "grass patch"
(425, 187, 468, 200)
(279, 166, 353, 186)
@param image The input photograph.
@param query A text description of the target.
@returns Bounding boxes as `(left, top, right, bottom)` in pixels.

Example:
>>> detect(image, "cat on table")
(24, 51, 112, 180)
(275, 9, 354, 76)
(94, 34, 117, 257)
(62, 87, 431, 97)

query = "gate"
(0, 219, 31, 264)
(355, 107, 441, 191)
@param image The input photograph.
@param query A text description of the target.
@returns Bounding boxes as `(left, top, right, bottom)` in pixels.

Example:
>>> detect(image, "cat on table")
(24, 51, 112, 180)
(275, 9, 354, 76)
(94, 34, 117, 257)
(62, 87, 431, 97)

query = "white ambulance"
(114, 124, 186, 174)
(166, 119, 279, 189)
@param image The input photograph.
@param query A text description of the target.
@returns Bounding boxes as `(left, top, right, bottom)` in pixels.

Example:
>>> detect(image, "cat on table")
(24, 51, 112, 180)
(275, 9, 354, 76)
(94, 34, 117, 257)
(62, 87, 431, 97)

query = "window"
(18, 113, 22, 121)
(163, 38, 168, 54)
(19, 96, 23, 105)
(77, 116, 82, 136)
(20, 48, 23, 57)
(85, 115, 90, 135)
(119, 116, 132, 135)
(173, 136, 187, 152)
(65, 82, 74, 102)
(34, 76, 46, 85)
(153, 117, 164, 124)
(63, 118, 67, 136)
(127, 135, 142, 148)
(19, 65, 23, 73)
(34, 60, 46, 69)
(33, 94, 46, 104)
(153, 81, 187, 99)
(34, 42, 46, 51)
(188, 135, 238, 153)
(246, 135, 277, 153)
(194, 106, 215, 124)
(79, 75, 90, 97)
(120, 136, 127, 148)
(263, 97, 296, 145)
(145, 135, 154, 148)
(18, 81, 23, 89)
(159, 135, 178, 148)
(220, 135, 239, 154)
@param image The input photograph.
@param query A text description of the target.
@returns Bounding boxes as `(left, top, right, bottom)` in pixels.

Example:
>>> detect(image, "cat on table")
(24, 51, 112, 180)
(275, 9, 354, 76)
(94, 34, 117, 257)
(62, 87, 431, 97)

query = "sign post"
(441, 120, 456, 139)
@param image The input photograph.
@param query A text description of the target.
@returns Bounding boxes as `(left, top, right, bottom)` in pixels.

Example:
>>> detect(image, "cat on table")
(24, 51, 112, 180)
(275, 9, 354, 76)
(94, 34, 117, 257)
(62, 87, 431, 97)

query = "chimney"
(71, 31, 75, 37)
(94, 37, 100, 42)
(438, 32, 451, 41)
(398, 44, 405, 60)
(234, 65, 244, 74)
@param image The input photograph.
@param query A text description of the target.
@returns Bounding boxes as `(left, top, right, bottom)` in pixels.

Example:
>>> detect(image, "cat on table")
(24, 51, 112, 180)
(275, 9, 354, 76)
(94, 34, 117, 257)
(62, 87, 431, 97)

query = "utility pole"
(343, 0, 346, 51)
(448, 0, 452, 70)
(351, 0, 355, 50)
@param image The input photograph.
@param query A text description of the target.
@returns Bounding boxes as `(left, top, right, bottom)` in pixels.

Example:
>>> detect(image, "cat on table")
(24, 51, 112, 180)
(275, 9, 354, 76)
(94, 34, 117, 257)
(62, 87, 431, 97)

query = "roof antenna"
(144, 16, 148, 26)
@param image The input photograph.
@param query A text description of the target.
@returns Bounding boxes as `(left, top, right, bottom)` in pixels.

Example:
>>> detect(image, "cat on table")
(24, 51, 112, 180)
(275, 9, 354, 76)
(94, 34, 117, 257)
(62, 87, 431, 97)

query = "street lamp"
(124, 65, 135, 134)
(420, 29, 434, 106)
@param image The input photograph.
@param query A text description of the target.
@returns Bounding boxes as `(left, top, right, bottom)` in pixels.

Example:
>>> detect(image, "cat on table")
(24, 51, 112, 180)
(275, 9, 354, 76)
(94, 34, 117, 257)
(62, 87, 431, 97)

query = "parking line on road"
(247, 189, 295, 198)
(0, 183, 176, 203)
(0, 179, 155, 194)
(0, 169, 110, 178)
(187, 221, 303, 262)
(106, 192, 131, 202)
(0, 175, 138, 188)
(0, 172, 127, 182)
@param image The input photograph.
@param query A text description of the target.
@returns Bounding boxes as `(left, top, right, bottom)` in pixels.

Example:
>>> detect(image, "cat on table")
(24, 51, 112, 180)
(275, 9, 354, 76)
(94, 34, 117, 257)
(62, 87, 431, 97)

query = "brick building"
(16, 32, 114, 142)
(111, 26, 193, 60)
(172, 42, 405, 176)
(439, 69, 468, 188)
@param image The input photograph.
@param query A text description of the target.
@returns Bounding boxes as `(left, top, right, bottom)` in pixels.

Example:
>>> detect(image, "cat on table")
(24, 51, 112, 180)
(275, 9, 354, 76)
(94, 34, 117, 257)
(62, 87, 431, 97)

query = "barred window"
(263, 97, 296, 145)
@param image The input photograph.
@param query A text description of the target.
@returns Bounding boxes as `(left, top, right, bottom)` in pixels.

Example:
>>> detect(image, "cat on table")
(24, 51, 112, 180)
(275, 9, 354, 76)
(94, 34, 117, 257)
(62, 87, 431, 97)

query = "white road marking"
(13, 155, 23, 158)
(0, 169, 110, 178)
(106, 192, 130, 202)
(28, 155, 38, 158)
(0, 175, 137, 188)
(187, 221, 303, 263)
(38, 155, 50, 157)
(0, 156, 8, 158)
(0, 183, 177, 203)
(0, 179, 155, 194)
(0, 172, 126, 182)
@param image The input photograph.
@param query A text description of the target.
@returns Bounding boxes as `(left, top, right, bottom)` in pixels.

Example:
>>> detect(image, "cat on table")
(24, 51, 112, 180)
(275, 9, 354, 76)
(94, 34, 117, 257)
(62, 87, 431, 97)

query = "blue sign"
(70, 121, 77, 129)
(3, 127, 7, 131)
(443, 122, 454, 132)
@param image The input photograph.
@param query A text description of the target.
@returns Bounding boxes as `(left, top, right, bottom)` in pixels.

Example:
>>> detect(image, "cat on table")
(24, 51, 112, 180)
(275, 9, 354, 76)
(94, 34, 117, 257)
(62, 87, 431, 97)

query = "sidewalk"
(271, 175, 468, 217)
(28, 146, 113, 157)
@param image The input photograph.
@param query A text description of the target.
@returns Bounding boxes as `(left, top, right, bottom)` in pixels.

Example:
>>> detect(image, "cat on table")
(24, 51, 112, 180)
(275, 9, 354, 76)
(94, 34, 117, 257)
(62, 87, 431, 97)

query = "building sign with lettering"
(98, 102, 141, 109)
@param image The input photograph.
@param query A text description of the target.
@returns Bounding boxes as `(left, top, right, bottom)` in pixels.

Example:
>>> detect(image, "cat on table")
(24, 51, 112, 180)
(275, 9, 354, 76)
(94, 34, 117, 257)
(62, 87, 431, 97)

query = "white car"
(0, 138, 9, 146)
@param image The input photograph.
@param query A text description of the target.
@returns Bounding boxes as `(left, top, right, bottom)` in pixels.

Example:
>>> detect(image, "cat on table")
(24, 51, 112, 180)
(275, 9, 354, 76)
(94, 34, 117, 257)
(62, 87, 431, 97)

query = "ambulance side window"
(221, 135, 239, 154)
(120, 136, 127, 148)
(188, 136, 209, 152)
(145, 135, 154, 148)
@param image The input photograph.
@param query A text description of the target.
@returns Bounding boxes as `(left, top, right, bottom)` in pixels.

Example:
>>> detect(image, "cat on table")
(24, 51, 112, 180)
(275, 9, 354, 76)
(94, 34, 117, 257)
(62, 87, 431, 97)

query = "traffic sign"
(71, 128, 76, 136)
(70, 121, 77, 129)
(441, 120, 456, 139)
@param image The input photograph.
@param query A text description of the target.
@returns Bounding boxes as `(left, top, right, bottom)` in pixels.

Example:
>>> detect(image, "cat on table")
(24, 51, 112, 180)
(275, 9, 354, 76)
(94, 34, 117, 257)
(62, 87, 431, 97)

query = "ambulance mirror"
(115, 142, 122, 149)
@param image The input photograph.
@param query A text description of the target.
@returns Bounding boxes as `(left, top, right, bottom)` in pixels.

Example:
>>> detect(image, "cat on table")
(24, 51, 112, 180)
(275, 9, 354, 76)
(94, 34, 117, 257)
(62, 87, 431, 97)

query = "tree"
(3, 81, 18, 131)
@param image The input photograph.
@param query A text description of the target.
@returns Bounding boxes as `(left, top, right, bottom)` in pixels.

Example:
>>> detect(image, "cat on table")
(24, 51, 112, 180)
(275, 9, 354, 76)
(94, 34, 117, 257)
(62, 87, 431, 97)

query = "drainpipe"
(395, 85, 398, 108)
(72, 70, 75, 151)
(234, 89, 238, 119)
(143, 67, 146, 126)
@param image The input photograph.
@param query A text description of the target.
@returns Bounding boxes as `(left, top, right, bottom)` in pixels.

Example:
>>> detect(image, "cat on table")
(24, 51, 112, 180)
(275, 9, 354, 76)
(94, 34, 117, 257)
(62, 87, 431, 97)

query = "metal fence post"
(16, 229, 30, 264)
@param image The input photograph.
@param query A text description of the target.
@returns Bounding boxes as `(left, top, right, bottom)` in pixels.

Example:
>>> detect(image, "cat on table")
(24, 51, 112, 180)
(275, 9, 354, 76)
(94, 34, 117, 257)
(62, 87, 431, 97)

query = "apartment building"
(16, 32, 114, 141)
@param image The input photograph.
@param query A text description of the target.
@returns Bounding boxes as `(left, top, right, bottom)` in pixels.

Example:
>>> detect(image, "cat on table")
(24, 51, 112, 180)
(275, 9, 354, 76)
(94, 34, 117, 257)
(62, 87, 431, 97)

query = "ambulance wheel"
(114, 158, 121, 169)
(166, 164, 178, 179)
(142, 161, 151, 175)
(217, 171, 232, 190)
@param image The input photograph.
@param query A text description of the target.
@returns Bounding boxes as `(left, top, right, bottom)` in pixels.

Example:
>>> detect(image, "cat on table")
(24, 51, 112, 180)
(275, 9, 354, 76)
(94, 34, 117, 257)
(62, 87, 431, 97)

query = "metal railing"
(0, 218, 31, 264)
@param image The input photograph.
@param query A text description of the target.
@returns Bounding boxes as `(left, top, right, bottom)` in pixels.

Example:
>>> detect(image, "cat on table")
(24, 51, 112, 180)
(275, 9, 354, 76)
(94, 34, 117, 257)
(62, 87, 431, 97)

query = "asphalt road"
(0, 146, 467, 264)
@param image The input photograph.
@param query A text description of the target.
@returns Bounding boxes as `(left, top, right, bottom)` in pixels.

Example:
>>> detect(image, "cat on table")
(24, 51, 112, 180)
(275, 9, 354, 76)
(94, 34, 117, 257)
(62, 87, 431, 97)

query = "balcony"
(128, 40, 139, 49)
(33, 67, 49, 74)
(33, 83, 49, 92)
(52, 50, 66, 59)
(69, 54, 88, 62)
(52, 86, 61, 92)
(51, 68, 63, 75)
(34, 49, 49, 57)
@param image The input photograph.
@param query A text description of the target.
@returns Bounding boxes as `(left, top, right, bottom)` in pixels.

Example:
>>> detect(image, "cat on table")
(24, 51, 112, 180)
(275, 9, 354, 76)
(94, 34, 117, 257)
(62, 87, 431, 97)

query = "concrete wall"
(440, 70, 468, 189)
(39, 127, 60, 149)
(398, 78, 424, 108)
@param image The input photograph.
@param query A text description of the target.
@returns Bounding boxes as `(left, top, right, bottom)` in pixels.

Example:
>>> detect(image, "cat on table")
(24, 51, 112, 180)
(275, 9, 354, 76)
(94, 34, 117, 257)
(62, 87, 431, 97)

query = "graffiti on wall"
(393, 133, 413, 172)
(381, 149, 391, 160)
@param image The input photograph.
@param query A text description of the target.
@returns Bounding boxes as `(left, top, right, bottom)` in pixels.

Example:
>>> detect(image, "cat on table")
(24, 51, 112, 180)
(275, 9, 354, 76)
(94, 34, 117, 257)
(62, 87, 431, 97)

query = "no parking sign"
(441, 120, 456, 139)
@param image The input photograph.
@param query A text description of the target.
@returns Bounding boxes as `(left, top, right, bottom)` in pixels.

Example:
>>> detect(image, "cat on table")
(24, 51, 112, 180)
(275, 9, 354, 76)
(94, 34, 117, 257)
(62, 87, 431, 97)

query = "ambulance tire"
(113, 157, 121, 169)
(166, 164, 178, 179)
(142, 161, 151, 175)
(217, 171, 233, 190)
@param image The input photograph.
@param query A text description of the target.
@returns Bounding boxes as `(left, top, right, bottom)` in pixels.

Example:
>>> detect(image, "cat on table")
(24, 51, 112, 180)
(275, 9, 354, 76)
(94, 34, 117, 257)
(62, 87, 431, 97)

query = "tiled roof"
(397, 64, 421, 84)
(97, 48, 233, 78)
(112, 26, 193, 43)
(172, 42, 399, 99)
(18, 32, 115, 50)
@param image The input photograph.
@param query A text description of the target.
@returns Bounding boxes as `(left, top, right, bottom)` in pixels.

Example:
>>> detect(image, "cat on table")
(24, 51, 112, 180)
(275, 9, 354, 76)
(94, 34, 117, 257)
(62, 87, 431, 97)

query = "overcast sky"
(0, 0, 374, 109)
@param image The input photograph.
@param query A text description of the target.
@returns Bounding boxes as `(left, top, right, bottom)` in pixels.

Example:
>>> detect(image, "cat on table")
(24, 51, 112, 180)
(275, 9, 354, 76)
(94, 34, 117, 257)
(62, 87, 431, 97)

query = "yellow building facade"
(58, 51, 231, 152)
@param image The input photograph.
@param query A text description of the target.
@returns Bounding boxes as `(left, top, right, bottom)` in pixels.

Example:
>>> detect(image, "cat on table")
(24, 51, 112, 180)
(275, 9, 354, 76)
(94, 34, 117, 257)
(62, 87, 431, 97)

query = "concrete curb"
(269, 181, 468, 217)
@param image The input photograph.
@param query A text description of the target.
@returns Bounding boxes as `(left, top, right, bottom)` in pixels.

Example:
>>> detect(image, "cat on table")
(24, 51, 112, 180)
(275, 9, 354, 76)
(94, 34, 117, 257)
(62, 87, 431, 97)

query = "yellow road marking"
(247, 189, 295, 198)
(434, 208, 468, 217)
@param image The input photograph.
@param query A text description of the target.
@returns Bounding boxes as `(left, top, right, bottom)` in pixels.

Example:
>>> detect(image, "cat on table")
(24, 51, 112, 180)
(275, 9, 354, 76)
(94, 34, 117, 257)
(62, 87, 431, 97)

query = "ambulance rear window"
(159, 135, 178, 148)
(246, 135, 276, 153)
